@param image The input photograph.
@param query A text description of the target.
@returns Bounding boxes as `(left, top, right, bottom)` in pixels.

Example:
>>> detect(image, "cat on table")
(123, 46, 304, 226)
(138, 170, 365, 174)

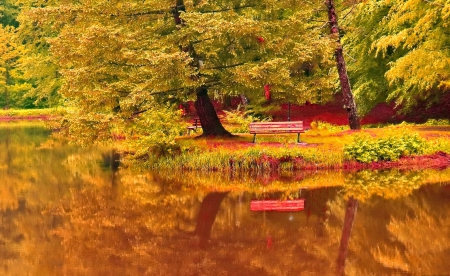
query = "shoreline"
(0, 115, 52, 121)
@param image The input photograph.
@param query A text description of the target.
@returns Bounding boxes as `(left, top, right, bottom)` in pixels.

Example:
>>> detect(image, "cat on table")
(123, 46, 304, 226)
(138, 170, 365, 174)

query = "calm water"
(1, 125, 450, 276)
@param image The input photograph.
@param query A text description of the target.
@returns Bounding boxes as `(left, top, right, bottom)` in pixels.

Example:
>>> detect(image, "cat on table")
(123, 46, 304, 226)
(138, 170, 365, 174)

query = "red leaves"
(264, 84, 271, 100)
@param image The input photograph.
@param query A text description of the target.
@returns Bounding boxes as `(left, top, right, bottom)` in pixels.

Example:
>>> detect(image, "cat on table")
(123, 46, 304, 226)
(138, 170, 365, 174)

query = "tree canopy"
(0, 0, 62, 109)
(23, 0, 338, 142)
(345, 0, 450, 114)
(0, 25, 32, 108)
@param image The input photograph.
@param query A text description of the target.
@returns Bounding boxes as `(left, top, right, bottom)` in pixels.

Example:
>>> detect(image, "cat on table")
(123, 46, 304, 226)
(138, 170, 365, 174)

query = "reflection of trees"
(44, 172, 344, 275)
(328, 184, 450, 275)
(0, 125, 116, 275)
(343, 168, 450, 201)
(153, 169, 345, 196)
(2, 127, 450, 276)
(371, 185, 450, 274)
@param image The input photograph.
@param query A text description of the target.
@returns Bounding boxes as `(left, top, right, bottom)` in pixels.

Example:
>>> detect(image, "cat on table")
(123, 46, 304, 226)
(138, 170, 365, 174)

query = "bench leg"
(297, 133, 300, 143)
(253, 134, 257, 143)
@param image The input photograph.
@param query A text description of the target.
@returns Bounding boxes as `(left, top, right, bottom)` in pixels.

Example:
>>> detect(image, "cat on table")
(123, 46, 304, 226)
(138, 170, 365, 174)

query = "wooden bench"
(187, 118, 202, 135)
(249, 121, 304, 143)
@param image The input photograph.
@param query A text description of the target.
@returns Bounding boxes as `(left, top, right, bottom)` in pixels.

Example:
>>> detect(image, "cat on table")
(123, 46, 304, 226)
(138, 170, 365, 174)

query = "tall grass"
(151, 144, 344, 172)
(145, 123, 450, 172)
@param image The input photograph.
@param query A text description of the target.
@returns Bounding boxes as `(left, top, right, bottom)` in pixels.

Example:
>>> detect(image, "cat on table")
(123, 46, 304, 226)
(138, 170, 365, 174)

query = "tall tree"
(24, 0, 336, 142)
(0, 0, 62, 109)
(344, 0, 450, 114)
(0, 25, 32, 108)
(172, 0, 231, 136)
(15, 0, 62, 108)
(326, 0, 361, 129)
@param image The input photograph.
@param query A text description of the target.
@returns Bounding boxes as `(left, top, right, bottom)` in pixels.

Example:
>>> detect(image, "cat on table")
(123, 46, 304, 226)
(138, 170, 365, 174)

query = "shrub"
(422, 118, 450, 126)
(344, 132, 426, 163)
(310, 120, 349, 132)
(223, 108, 270, 133)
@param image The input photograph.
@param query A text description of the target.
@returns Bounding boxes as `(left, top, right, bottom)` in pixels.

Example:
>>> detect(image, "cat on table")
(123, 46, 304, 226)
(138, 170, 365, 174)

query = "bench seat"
(249, 121, 304, 143)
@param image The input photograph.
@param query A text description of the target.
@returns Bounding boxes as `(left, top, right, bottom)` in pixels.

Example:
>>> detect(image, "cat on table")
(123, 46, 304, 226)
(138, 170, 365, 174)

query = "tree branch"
(423, 0, 445, 6)
(200, 5, 256, 13)
(205, 62, 246, 70)
(126, 9, 169, 16)
(109, 61, 150, 67)
(118, 4, 255, 17)
(147, 79, 220, 96)
(341, 0, 357, 22)
(149, 87, 186, 96)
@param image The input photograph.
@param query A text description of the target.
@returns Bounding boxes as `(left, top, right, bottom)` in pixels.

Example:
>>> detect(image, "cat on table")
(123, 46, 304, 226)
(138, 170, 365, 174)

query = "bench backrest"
(249, 121, 304, 134)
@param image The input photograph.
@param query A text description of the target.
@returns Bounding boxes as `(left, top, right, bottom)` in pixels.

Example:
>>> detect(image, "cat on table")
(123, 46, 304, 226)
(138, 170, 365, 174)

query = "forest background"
(1, 0, 450, 153)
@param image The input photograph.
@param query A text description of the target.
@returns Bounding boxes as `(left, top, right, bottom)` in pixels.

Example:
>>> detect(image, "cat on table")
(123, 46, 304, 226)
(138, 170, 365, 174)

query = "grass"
(0, 108, 66, 117)
(142, 124, 450, 172)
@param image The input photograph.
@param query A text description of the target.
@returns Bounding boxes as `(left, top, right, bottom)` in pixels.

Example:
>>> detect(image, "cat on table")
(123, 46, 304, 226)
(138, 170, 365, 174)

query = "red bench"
(249, 121, 305, 143)
(250, 199, 305, 211)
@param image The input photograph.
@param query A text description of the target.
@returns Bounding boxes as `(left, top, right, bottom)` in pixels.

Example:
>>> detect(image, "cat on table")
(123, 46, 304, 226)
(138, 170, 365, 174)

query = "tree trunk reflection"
(337, 196, 358, 275)
(194, 192, 229, 248)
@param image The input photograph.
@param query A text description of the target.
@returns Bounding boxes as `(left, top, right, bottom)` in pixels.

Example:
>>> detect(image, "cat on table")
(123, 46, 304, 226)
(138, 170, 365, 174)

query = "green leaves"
(345, 0, 450, 114)
(18, 0, 341, 148)
(344, 132, 426, 163)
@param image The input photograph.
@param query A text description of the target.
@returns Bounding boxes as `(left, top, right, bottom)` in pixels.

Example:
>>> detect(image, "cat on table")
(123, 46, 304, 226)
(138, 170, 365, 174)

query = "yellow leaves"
(371, 30, 409, 56)
(376, 207, 450, 274)
(442, 3, 450, 26)
(385, 46, 450, 92)
(349, 0, 450, 112)
(343, 168, 450, 202)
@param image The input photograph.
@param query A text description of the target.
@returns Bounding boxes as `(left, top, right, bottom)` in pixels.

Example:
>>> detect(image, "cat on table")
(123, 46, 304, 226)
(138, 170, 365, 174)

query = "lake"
(1, 124, 450, 275)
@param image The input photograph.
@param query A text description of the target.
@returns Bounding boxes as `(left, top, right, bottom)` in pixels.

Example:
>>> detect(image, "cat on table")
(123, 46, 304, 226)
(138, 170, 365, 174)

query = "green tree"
(0, 0, 19, 27)
(344, 0, 450, 114)
(326, 0, 361, 129)
(0, 25, 32, 108)
(0, 0, 62, 109)
(15, 0, 63, 108)
(25, 0, 336, 140)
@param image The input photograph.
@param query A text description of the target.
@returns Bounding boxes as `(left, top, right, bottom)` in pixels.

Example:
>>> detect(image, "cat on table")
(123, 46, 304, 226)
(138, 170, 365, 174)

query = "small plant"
(344, 132, 426, 163)
(223, 107, 270, 133)
(310, 120, 349, 132)
(422, 118, 450, 126)
(423, 137, 450, 155)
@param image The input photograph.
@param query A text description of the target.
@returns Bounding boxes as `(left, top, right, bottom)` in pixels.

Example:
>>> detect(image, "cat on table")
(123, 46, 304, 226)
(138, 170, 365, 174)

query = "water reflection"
(1, 125, 450, 275)
(336, 197, 358, 276)
(194, 192, 229, 248)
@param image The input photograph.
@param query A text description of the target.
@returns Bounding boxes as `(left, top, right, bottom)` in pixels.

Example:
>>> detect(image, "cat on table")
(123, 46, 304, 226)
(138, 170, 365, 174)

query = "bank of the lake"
(0, 108, 65, 122)
(145, 125, 450, 172)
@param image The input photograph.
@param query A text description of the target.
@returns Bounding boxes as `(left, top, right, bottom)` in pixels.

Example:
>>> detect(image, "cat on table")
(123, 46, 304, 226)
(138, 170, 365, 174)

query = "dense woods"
(1, 0, 449, 143)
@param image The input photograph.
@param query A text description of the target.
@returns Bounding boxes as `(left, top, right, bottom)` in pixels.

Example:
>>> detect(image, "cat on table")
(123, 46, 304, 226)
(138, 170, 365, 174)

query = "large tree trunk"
(195, 87, 232, 137)
(194, 192, 229, 248)
(336, 196, 358, 275)
(326, 0, 361, 130)
(173, 1, 232, 136)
